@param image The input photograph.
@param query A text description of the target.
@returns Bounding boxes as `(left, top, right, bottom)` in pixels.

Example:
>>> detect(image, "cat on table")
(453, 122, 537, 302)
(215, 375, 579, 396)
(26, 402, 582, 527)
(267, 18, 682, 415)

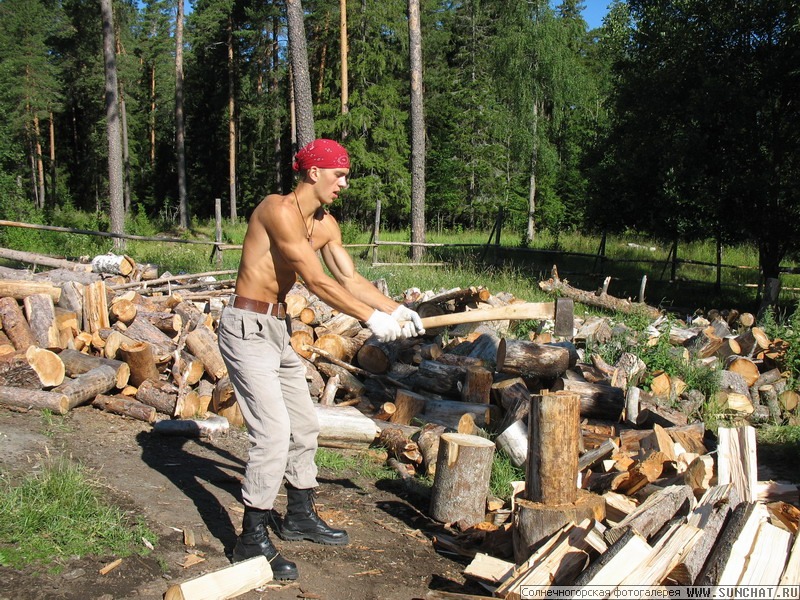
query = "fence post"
(214, 198, 223, 267)
(715, 233, 722, 294)
(671, 238, 678, 282)
(372, 198, 381, 265)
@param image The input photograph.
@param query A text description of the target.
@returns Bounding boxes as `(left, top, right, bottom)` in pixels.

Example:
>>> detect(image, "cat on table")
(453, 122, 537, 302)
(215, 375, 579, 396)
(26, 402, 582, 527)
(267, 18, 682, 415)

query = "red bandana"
(292, 139, 350, 172)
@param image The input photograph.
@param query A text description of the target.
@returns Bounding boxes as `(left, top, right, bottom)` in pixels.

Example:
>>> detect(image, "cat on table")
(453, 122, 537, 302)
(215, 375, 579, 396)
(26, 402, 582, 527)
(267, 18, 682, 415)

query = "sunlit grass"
(0, 458, 156, 570)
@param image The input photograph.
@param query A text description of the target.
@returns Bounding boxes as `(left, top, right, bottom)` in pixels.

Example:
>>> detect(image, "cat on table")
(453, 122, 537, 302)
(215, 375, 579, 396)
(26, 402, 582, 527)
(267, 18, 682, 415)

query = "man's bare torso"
(234, 194, 330, 303)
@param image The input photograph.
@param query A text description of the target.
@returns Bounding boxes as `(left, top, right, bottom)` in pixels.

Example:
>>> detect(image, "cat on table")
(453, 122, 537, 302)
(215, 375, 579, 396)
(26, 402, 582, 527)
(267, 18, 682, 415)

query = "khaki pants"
(217, 306, 319, 510)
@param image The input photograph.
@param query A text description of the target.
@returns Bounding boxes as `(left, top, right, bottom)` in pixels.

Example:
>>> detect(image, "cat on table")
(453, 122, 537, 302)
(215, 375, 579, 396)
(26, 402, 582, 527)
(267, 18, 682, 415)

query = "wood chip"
(98, 558, 122, 575)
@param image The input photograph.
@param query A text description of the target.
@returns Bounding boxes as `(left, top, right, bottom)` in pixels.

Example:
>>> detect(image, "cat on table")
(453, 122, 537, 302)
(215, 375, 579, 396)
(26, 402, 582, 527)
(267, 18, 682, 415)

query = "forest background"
(0, 0, 798, 308)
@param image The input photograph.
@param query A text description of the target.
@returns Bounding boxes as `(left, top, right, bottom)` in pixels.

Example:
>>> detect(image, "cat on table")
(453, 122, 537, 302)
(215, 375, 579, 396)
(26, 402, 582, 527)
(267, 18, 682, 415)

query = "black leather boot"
(277, 485, 349, 545)
(232, 506, 298, 580)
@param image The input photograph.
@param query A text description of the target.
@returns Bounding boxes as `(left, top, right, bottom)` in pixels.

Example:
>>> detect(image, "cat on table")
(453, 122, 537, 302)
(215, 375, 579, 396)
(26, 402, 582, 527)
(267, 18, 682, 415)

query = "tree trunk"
(227, 15, 238, 221)
(408, 0, 426, 262)
(287, 0, 315, 148)
(526, 101, 539, 245)
(100, 0, 125, 252)
(175, 0, 188, 228)
(339, 0, 349, 123)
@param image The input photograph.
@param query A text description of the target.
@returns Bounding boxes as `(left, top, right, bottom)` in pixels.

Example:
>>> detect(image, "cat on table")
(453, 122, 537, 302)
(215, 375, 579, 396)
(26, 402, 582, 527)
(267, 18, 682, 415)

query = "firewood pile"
(0, 254, 799, 595)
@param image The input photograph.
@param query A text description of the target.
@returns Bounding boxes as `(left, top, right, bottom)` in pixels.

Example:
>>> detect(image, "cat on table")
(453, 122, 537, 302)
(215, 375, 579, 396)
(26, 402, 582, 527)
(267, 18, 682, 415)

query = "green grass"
(757, 425, 800, 482)
(490, 450, 525, 501)
(314, 448, 396, 481)
(0, 458, 156, 570)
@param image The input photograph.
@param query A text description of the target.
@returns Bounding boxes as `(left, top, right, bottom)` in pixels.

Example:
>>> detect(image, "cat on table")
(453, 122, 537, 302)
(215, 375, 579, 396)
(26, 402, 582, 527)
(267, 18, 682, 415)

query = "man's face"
(314, 167, 350, 203)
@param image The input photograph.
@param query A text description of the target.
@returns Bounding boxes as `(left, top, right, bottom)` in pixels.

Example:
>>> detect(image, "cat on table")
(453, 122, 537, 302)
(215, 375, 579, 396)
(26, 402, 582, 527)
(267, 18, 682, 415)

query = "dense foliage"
(0, 0, 798, 283)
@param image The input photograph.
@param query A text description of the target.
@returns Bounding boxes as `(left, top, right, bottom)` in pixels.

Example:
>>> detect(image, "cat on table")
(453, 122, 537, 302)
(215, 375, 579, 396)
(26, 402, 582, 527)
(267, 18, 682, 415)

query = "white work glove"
(391, 305, 426, 339)
(366, 310, 402, 342)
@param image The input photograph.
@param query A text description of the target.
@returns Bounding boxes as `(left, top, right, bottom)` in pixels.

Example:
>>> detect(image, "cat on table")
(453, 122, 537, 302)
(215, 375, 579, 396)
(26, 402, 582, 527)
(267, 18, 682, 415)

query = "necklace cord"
(293, 191, 315, 244)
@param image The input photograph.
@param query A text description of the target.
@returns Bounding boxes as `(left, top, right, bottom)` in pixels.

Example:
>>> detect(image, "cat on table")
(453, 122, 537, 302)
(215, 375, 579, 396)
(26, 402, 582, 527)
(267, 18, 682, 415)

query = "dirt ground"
(0, 406, 488, 600)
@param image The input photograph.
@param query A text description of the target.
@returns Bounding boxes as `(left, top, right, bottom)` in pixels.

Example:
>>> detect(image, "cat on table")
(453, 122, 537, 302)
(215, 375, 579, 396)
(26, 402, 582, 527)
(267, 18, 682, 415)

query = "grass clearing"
(0, 458, 156, 570)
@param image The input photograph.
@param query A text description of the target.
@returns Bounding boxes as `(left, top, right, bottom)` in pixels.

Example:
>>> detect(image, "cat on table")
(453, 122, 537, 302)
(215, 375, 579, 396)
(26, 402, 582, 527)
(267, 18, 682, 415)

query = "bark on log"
(23, 293, 61, 349)
(0, 385, 70, 414)
(539, 273, 661, 318)
(495, 419, 528, 468)
(378, 426, 422, 465)
(0, 279, 62, 301)
(315, 313, 362, 337)
(314, 328, 371, 363)
(315, 361, 365, 397)
(134, 309, 182, 336)
(135, 378, 178, 415)
(185, 325, 226, 381)
(429, 433, 496, 528)
(695, 501, 757, 586)
(423, 398, 496, 430)
(119, 341, 161, 387)
(315, 403, 379, 448)
(391, 389, 428, 425)
(461, 366, 493, 404)
(411, 360, 466, 396)
(416, 422, 446, 476)
(0, 347, 65, 388)
(91, 393, 156, 423)
(527, 391, 580, 505)
(58, 348, 129, 389)
(52, 364, 118, 409)
(91, 253, 135, 276)
(123, 318, 176, 360)
(550, 378, 625, 421)
(173, 300, 206, 333)
(496, 339, 570, 380)
(0, 296, 38, 350)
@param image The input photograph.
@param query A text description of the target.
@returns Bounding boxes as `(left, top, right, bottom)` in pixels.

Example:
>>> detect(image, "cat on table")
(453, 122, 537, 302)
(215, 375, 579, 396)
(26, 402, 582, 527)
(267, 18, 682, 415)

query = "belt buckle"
(275, 303, 286, 319)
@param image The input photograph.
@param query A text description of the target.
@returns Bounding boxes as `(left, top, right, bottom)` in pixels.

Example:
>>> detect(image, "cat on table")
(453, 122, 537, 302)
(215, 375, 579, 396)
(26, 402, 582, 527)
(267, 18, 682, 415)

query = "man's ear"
(307, 165, 320, 183)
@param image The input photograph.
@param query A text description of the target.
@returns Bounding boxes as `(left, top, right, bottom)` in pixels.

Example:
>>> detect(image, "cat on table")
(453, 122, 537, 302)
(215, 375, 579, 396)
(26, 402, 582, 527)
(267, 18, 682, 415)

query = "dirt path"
(0, 407, 482, 600)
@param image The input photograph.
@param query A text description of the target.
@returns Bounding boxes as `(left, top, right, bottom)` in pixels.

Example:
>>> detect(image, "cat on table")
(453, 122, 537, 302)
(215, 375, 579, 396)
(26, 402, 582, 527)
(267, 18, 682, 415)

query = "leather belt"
(231, 295, 287, 318)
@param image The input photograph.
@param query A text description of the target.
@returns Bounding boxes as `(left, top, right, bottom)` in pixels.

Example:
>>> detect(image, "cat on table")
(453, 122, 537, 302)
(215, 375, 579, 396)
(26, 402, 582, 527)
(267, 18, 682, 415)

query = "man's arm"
(264, 202, 378, 322)
(317, 218, 399, 314)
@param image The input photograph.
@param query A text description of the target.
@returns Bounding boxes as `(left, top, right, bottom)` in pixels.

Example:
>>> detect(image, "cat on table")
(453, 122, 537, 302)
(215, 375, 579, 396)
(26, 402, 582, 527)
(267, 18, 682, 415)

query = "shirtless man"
(217, 139, 424, 580)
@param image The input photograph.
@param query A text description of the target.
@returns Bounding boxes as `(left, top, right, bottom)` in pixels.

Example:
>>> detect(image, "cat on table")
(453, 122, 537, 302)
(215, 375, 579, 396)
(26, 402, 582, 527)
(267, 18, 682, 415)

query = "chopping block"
(419, 297, 574, 337)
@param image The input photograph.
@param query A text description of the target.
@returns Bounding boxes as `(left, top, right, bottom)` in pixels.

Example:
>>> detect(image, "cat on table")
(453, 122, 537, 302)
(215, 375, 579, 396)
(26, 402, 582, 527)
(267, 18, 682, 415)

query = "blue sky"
(581, 1, 611, 29)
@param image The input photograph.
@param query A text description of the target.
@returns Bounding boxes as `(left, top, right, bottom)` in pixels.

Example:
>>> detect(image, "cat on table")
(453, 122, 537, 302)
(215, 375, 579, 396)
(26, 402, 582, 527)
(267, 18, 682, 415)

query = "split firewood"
(617, 520, 703, 586)
(734, 326, 770, 357)
(0, 296, 38, 351)
(378, 426, 422, 465)
(573, 527, 650, 587)
(92, 393, 156, 423)
(23, 293, 61, 349)
(766, 501, 800, 534)
(211, 376, 243, 427)
(0, 346, 65, 388)
(179, 379, 214, 418)
(82, 281, 111, 333)
(685, 326, 723, 358)
(604, 484, 694, 545)
(717, 425, 758, 503)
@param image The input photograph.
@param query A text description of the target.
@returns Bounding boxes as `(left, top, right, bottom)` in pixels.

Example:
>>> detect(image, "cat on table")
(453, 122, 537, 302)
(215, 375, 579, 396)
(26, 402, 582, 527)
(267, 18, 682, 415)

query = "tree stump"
(429, 432, 496, 528)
